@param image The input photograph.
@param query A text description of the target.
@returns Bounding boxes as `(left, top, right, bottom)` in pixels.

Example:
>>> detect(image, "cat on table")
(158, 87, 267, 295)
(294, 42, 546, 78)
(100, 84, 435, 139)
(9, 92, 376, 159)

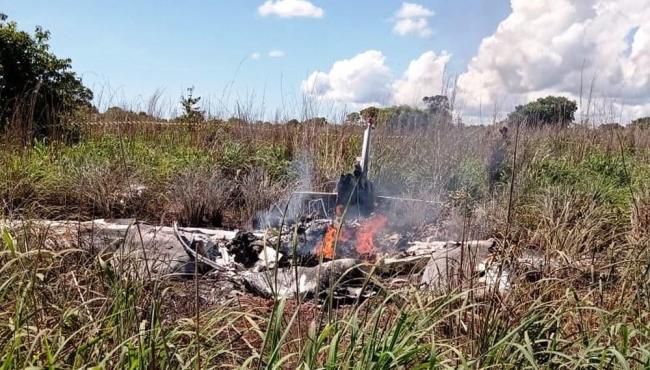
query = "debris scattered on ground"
(2, 218, 604, 302)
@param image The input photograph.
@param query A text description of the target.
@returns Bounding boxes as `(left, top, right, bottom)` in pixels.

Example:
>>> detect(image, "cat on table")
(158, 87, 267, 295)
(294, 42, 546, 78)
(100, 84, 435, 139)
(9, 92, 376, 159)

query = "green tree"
(423, 95, 450, 115)
(345, 112, 361, 125)
(359, 106, 379, 122)
(0, 16, 92, 141)
(423, 95, 452, 126)
(179, 87, 205, 123)
(508, 96, 577, 127)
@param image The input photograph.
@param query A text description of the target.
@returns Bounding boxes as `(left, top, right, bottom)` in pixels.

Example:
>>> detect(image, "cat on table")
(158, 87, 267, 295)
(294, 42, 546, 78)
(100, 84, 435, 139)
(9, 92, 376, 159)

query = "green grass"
(526, 151, 642, 208)
(1, 123, 650, 368)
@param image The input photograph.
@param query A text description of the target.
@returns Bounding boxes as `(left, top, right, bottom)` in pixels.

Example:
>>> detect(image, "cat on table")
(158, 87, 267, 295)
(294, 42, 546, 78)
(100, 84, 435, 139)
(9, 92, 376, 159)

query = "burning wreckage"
(5, 122, 592, 302)
(165, 121, 499, 299)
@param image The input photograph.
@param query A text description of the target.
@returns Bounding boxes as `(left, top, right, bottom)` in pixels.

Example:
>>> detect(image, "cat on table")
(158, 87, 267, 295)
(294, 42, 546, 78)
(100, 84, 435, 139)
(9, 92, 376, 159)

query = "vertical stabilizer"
(360, 121, 371, 176)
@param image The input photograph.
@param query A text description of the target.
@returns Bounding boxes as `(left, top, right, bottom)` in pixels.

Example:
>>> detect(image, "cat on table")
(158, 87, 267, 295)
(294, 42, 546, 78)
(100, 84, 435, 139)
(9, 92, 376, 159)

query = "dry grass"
(170, 167, 235, 227)
(1, 120, 650, 368)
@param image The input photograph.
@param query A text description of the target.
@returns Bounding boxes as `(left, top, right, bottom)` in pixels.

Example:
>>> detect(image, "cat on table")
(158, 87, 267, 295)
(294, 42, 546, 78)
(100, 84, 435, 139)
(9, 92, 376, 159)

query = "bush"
(220, 141, 250, 175)
(178, 87, 205, 123)
(508, 96, 577, 127)
(0, 16, 92, 141)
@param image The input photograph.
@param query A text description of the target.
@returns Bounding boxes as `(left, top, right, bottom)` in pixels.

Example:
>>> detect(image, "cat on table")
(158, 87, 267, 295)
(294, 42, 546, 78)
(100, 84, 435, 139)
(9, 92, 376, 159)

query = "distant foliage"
(598, 123, 624, 131)
(630, 116, 650, 129)
(99, 106, 158, 122)
(423, 95, 453, 126)
(508, 96, 577, 127)
(356, 105, 444, 129)
(359, 106, 380, 122)
(345, 112, 361, 125)
(380, 105, 431, 128)
(303, 117, 328, 126)
(0, 16, 92, 140)
(351, 95, 454, 129)
(178, 87, 205, 122)
(423, 95, 451, 117)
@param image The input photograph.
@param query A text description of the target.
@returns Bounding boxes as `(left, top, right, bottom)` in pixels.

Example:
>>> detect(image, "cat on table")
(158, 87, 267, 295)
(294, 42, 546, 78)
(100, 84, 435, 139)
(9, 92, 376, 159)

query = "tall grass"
(1, 121, 650, 368)
(1, 205, 649, 368)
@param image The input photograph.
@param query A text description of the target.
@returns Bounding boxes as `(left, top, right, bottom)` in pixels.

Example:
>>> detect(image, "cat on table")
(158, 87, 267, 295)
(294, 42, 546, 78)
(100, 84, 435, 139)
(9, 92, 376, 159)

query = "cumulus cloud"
(301, 0, 650, 120)
(250, 52, 261, 60)
(268, 49, 286, 58)
(302, 50, 394, 106)
(457, 0, 650, 118)
(302, 50, 450, 107)
(393, 51, 451, 105)
(258, 0, 324, 18)
(392, 2, 435, 38)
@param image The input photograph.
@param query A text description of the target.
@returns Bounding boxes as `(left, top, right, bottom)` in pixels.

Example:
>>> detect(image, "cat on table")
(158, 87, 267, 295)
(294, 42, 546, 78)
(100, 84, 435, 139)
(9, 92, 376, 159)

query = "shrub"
(178, 87, 205, 123)
(508, 96, 577, 127)
(0, 16, 92, 141)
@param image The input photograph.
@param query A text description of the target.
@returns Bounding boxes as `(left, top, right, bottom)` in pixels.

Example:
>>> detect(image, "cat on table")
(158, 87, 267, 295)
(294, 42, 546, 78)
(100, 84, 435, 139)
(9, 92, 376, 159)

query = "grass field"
(1, 120, 650, 369)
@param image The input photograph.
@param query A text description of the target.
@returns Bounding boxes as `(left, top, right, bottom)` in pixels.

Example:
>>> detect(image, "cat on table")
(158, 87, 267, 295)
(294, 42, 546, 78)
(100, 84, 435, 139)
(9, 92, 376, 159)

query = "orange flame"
(355, 214, 387, 256)
(315, 223, 350, 259)
(315, 214, 388, 259)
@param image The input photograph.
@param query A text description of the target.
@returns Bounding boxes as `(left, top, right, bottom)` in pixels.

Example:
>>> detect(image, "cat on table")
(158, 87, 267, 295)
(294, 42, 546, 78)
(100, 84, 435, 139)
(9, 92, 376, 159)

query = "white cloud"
(302, 50, 394, 106)
(395, 2, 435, 18)
(250, 52, 261, 60)
(258, 0, 324, 18)
(268, 49, 286, 58)
(393, 51, 451, 105)
(456, 0, 650, 119)
(392, 2, 435, 38)
(301, 0, 650, 121)
(302, 50, 450, 107)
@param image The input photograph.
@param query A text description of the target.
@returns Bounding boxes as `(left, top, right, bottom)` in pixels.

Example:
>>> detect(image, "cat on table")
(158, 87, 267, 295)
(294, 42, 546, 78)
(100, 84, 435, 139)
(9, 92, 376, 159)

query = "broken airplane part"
(277, 119, 439, 221)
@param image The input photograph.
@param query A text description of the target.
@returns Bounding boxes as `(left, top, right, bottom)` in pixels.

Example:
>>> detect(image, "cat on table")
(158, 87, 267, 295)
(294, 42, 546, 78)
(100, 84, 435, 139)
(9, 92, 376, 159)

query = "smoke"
(254, 156, 315, 228)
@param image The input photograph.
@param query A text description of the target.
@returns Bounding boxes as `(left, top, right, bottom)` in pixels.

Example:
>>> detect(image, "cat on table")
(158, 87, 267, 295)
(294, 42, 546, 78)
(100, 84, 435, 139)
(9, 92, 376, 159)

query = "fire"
(315, 225, 338, 259)
(355, 214, 387, 256)
(315, 222, 350, 259)
(315, 214, 388, 259)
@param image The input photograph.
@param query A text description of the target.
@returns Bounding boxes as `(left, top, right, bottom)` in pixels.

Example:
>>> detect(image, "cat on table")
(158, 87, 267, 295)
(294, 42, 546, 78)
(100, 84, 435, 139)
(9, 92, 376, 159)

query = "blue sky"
(4, 0, 650, 122)
(4, 0, 510, 117)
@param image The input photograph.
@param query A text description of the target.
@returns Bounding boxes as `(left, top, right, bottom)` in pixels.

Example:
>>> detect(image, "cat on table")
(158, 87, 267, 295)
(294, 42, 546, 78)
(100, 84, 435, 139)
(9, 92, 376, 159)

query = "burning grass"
(1, 121, 650, 368)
